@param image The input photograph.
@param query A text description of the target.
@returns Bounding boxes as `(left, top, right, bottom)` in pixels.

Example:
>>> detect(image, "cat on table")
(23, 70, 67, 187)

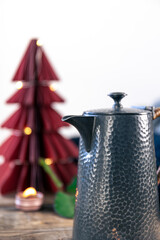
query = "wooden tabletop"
(0, 194, 73, 240)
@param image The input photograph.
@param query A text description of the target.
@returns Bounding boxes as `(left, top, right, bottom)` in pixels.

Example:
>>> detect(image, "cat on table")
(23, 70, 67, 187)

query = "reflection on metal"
(75, 188, 79, 202)
(112, 228, 120, 240)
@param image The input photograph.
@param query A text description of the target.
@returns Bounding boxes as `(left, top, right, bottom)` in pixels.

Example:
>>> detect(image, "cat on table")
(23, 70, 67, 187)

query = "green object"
(39, 158, 63, 189)
(66, 176, 77, 194)
(54, 191, 75, 218)
(39, 158, 76, 218)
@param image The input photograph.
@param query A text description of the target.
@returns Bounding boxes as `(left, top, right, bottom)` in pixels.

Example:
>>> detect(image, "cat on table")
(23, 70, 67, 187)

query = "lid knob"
(108, 92, 127, 110)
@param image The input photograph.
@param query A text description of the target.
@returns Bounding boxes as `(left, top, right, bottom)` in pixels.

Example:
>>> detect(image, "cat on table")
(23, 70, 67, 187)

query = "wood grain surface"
(0, 194, 73, 240)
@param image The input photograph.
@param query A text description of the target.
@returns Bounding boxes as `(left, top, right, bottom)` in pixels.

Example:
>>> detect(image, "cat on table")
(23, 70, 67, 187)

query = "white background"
(0, 0, 160, 142)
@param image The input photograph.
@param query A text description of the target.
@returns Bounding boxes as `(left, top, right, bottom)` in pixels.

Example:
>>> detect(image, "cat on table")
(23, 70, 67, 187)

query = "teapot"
(63, 92, 160, 240)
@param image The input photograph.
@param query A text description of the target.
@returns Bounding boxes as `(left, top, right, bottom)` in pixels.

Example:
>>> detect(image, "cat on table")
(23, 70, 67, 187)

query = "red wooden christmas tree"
(0, 39, 78, 194)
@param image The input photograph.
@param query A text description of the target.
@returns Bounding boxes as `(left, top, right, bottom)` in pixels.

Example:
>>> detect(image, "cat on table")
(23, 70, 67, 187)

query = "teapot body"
(73, 113, 160, 240)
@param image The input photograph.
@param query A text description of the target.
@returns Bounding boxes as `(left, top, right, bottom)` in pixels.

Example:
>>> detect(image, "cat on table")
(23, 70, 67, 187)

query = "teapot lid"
(84, 92, 151, 116)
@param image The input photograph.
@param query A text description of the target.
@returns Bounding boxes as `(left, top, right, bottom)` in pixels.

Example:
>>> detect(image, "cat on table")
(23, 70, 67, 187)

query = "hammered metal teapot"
(63, 92, 160, 240)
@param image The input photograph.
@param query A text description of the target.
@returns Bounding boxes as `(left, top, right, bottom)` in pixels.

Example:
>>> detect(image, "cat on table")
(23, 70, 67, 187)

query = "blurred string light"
(45, 158, 53, 165)
(49, 83, 56, 92)
(16, 81, 23, 89)
(0, 156, 5, 165)
(49, 82, 59, 92)
(36, 39, 43, 47)
(24, 127, 32, 135)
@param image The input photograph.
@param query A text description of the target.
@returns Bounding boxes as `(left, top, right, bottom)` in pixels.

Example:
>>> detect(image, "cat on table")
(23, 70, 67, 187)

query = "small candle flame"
(22, 187, 37, 198)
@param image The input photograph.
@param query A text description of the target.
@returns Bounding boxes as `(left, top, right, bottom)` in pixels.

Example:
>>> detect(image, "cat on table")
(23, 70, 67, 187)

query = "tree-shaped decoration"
(0, 39, 78, 194)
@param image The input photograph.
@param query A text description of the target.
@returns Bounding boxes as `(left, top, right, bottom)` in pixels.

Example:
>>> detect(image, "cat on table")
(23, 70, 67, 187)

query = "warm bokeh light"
(45, 158, 53, 165)
(36, 39, 43, 46)
(49, 84, 56, 92)
(22, 187, 37, 198)
(24, 127, 32, 135)
(0, 156, 4, 165)
(16, 81, 23, 89)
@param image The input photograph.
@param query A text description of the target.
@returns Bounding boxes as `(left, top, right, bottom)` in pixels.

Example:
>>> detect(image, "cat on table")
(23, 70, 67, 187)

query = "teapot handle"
(153, 107, 160, 120)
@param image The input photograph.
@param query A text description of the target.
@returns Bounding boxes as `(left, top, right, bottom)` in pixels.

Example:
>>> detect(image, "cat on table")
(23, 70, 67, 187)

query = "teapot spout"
(62, 115, 96, 152)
